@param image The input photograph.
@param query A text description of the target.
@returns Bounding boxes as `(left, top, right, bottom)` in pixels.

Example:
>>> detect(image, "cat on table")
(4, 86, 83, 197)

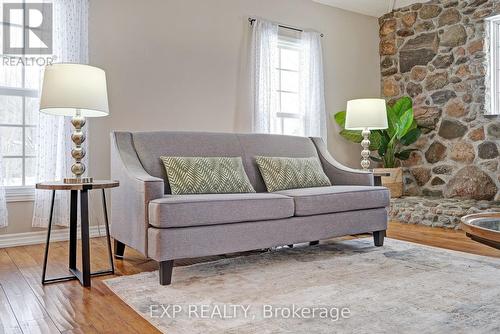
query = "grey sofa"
(110, 131, 390, 285)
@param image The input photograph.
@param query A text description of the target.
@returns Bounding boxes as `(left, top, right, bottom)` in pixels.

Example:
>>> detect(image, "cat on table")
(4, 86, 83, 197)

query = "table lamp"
(345, 98, 388, 170)
(39, 63, 109, 184)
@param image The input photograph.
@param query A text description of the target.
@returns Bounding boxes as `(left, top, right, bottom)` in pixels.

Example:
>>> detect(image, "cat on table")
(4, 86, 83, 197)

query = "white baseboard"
(0, 226, 106, 249)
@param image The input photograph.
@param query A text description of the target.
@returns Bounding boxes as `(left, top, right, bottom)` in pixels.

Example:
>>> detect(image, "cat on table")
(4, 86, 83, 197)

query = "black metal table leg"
(80, 189, 91, 287)
(41, 190, 56, 284)
(69, 190, 78, 270)
(102, 189, 115, 274)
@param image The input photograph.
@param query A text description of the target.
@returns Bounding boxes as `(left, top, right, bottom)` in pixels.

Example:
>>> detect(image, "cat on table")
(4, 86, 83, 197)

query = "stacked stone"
(390, 196, 500, 229)
(379, 0, 500, 201)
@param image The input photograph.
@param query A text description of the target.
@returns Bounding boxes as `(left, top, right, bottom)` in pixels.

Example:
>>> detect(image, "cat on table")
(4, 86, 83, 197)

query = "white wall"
(2, 0, 380, 236)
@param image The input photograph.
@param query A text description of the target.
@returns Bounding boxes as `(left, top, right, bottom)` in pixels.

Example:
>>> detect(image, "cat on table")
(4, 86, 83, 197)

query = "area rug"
(104, 238, 500, 334)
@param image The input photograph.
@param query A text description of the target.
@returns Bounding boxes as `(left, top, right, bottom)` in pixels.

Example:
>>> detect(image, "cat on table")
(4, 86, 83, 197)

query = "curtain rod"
(248, 18, 324, 37)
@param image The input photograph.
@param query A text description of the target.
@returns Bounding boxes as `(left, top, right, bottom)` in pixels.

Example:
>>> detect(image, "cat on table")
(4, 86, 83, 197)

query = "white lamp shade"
(345, 98, 388, 130)
(39, 64, 109, 117)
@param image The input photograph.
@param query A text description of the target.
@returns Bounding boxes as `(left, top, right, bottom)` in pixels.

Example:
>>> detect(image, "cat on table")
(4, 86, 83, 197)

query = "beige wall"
(2, 0, 380, 235)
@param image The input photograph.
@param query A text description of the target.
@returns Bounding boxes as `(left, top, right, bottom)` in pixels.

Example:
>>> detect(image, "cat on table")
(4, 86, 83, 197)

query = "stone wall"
(379, 0, 500, 201)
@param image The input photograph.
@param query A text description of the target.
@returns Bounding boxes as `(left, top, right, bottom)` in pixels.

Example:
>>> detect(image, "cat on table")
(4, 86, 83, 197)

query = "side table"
(373, 171, 390, 186)
(36, 180, 119, 287)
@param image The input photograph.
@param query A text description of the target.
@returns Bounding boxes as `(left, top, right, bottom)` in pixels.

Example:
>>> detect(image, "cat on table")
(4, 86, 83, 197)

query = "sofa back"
(127, 131, 321, 193)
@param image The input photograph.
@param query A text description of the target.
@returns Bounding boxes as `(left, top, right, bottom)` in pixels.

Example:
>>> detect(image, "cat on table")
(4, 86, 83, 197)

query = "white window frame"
(488, 15, 500, 115)
(274, 34, 304, 136)
(0, 2, 39, 202)
(0, 88, 38, 202)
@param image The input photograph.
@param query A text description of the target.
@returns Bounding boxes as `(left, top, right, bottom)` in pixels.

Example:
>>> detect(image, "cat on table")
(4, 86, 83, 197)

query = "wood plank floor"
(1, 221, 499, 333)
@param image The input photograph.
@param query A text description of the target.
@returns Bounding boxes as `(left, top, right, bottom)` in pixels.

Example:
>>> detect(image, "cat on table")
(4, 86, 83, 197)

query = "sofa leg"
(114, 239, 126, 258)
(309, 240, 320, 246)
(159, 260, 174, 285)
(373, 230, 386, 247)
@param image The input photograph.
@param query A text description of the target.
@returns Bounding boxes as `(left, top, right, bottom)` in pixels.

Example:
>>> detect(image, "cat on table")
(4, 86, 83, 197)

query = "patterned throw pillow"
(160, 156, 255, 195)
(255, 156, 331, 192)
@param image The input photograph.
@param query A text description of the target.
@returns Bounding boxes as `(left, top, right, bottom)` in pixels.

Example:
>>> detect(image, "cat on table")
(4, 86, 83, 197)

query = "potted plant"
(333, 96, 421, 197)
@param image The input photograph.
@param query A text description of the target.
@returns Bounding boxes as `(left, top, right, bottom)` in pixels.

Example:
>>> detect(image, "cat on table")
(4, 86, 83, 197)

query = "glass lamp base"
(64, 177, 93, 184)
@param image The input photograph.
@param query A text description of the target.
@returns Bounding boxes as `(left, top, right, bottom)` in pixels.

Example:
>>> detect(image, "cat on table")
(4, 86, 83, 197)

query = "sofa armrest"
(110, 131, 164, 257)
(310, 137, 374, 186)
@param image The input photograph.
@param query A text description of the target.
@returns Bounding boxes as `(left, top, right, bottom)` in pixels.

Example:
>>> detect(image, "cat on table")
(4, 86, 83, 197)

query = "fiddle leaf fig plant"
(333, 96, 421, 168)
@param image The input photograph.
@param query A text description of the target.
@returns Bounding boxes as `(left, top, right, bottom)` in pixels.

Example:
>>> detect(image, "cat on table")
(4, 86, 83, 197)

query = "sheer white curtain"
(0, 153, 6, 228)
(250, 19, 279, 134)
(300, 31, 327, 141)
(250, 20, 326, 141)
(32, 0, 89, 227)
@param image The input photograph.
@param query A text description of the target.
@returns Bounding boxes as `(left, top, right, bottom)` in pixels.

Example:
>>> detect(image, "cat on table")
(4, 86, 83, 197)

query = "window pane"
(25, 126, 36, 156)
(280, 48, 299, 71)
(2, 158, 22, 186)
(283, 117, 304, 137)
(0, 95, 22, 124)
(25, 65, 43, 90)
(8, 25, 23, 48)
(25, 97, 39, 125)
(0, 126, 23, 155)
(280, 92, 299, 114)
(0, 63, 23, 88)
(272, 116, 283, 135)
(25, 157, 36, 186)
(280, 70, 299, 92)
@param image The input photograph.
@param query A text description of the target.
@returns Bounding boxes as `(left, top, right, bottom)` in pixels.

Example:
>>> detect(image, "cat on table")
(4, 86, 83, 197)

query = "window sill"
(5, 186, 35, 203)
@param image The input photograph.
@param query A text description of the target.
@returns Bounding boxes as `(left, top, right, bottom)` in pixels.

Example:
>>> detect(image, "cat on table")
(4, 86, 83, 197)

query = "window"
(0, 1, 44, 198)
(274, 32, 304, 136)
(488, 15, 500, 115)
(251, 19, 325, 140)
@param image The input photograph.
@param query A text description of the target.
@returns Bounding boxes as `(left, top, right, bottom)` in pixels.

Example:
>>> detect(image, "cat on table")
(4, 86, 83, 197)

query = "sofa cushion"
(149, 193, 294, 228)
(275, 186, 390, 216)
(255, 156, 331, 192)
(160, 156, 255, 194)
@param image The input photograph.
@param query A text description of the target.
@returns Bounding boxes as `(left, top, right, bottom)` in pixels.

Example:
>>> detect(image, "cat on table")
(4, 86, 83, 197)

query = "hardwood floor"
(387, 221, 500, 258)
(0, 221, 499, 333)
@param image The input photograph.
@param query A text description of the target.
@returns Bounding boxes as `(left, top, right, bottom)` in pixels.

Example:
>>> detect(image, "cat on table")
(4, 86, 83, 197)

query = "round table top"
(36, 180, 119, 190)
(372, 171, 392, 177)
(461, 212, 500, 243)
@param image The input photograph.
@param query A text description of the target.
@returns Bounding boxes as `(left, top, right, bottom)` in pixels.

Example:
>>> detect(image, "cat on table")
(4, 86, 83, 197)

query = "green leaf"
(395, 149, 418, 160)
(378, 133, 389, 157)
(369, 131, 382, 151)
(339, 129, 363, 143)
(370, 156, 383, 162)
(396, 108, 414, 139)
(333, 111, 346, 127)
(386, 107, 399, 139)
(391, 96, 412, 117)
(400, 128, 421, 146)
